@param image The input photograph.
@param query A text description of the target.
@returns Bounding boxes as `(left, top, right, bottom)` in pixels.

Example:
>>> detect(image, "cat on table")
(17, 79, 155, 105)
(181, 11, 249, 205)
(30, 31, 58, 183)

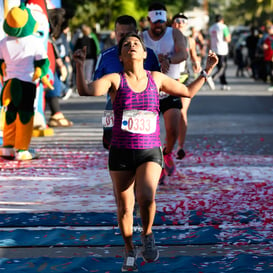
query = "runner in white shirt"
(208, 14, 231, 90)
(142, 2, 188, 184)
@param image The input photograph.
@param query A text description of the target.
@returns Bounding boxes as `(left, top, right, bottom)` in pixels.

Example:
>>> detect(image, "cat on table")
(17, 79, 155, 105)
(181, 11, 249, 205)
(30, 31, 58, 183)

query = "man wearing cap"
(142, 2, 188, 184)
(172, 13, 201, 81)
(171, 12, 201, 160)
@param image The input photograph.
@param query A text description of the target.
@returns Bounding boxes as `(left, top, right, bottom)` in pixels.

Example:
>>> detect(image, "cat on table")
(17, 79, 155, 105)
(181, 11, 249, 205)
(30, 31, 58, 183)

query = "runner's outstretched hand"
(73, 46, 87, 67)
(205, 50, 218, 74)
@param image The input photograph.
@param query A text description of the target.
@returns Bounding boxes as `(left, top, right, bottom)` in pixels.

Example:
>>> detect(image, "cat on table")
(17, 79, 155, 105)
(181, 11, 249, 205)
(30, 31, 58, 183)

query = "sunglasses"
(153, 20, 165, 24)
(175, 18, 187, 24)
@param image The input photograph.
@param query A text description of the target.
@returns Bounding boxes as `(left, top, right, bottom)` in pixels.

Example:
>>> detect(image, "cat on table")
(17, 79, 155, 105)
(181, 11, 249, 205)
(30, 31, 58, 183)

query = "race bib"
(102, 110, 114, 128)
(121, 110, 157, 134)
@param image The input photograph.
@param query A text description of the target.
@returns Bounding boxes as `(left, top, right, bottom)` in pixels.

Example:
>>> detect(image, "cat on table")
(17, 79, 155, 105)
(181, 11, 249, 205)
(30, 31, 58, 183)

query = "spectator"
(90, 28, 101, 56)
(235, 43, 247, 77)
(263, 24, 273, 91)
(246, 26, 259, 79)
(139, 16, 149, 32)
(74, 24, 97, 82)
(46, 8, 73, 127)
(55, 21, 73, 100)
(208, 14, 231, 90)
(255, 26, 268, 81)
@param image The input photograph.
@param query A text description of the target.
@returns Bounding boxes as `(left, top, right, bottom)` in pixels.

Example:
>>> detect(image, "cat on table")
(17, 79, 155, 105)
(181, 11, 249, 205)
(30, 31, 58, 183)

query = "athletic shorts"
(160, 95, 182, 114)
(108, 146, 163, 171)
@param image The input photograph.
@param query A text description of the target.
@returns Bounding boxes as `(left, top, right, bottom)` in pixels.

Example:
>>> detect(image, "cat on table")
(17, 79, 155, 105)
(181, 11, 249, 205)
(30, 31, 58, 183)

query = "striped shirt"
(111, 71, 161, 149)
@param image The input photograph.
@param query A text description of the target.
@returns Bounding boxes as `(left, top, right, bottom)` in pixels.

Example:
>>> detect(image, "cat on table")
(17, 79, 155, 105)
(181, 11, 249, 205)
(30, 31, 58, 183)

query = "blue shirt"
(93, 45, 160, 80)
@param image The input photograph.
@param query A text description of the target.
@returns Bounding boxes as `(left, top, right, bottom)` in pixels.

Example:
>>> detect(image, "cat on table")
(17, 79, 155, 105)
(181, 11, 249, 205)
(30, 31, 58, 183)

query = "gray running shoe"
(121, 248, 138, 272)
(141, 233, 159, 262)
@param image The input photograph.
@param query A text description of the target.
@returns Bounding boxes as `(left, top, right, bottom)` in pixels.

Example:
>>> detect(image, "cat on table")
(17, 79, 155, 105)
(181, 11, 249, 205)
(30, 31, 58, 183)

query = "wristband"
(200, 70, 208, 80)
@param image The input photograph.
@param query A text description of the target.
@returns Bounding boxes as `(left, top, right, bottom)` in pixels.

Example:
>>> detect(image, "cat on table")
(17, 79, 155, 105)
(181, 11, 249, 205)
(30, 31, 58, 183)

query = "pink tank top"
(111, 71, 161, 149)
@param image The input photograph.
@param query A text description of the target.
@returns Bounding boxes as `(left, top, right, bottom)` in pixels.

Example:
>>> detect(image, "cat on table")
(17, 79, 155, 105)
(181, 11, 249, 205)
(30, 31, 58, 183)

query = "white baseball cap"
(148, 10, 167, 23)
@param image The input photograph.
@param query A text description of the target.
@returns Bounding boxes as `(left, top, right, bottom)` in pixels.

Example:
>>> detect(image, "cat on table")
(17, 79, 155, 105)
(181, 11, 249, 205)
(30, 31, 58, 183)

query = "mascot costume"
(0, 3, 53, 160)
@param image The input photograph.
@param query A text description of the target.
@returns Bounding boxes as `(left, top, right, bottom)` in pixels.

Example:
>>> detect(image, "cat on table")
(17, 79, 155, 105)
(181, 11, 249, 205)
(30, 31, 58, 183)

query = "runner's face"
(149, 19, 166, 37)
(120, 36, 146, 61)
(172, 18, 187, 31)
(115, 23, 137, 43)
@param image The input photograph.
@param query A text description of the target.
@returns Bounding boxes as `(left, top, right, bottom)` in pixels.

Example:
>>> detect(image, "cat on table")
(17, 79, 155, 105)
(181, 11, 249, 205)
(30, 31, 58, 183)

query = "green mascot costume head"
(3, 3, 38, 38)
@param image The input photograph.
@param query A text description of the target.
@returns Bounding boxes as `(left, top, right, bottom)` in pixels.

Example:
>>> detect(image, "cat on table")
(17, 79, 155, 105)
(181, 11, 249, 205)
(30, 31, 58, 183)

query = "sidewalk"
(0, 61, 273, 272)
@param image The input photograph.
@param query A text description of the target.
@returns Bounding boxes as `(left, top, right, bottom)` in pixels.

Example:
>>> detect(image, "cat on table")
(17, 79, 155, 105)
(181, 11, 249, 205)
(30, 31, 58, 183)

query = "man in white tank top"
(141, 2, 188, 184)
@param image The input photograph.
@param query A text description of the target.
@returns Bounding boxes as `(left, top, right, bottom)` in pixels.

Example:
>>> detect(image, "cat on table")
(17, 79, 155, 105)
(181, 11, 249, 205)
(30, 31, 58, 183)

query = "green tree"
(63, 0, 201, 32)
(208, 0, 273, 27)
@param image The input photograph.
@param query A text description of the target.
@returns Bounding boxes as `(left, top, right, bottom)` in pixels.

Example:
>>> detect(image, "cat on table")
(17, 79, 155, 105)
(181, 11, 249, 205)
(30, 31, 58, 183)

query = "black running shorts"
(108, 146, 163, 171)
(159, 95, 182, 114)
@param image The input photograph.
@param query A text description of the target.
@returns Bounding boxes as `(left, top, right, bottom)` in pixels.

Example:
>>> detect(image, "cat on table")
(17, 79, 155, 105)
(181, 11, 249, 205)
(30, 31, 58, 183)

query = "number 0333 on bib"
(121, 110, 157, 134)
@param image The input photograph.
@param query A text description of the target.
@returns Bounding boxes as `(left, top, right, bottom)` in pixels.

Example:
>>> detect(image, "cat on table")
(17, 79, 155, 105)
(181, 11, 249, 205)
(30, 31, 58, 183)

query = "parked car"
(229, 26, 250, 58)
